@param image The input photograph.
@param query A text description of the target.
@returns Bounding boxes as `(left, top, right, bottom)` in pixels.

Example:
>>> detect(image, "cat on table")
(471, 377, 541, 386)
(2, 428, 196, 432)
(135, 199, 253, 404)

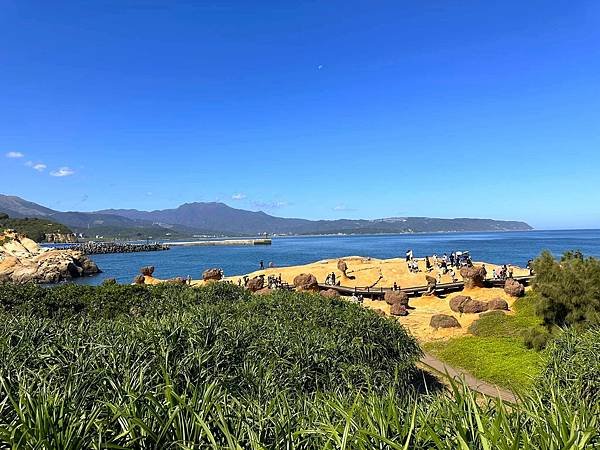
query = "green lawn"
(424, 295, 548, 391)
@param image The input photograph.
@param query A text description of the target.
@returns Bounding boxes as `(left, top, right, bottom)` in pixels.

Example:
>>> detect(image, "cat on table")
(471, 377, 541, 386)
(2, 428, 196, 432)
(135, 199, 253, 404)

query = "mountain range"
(0, 194, 533, 238)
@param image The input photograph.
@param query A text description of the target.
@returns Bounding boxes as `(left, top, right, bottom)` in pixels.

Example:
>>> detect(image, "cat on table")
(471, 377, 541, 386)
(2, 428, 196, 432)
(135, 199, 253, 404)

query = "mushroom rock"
(487, 297, 510, 310)
(384, 290, 409, 306)
(320, 288, 340, 298)
(504, 278, 525, 297)
(293, 273, 319, 291)
(460, 266, 487, 289)
(140, 266, 155, 277)
(246, 276, 264, 292)
(203, 268, 223, 281)
(390, 303, 408, 316)
(337, 259, 348, 276)
(430, 314, 461, 329)
(449, 295, 489, 314)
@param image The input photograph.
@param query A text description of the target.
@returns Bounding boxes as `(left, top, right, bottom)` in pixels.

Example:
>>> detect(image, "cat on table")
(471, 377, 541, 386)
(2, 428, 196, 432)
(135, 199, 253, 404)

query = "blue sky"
(1, 1, 599, 229)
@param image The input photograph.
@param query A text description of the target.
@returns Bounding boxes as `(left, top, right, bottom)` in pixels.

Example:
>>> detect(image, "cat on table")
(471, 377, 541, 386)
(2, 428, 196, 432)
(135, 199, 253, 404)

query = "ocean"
(72, 229, 600, 285)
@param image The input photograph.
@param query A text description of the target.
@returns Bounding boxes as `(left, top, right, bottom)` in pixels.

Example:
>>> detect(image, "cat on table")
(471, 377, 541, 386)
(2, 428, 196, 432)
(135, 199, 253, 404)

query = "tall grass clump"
(0, 282, 597, 448)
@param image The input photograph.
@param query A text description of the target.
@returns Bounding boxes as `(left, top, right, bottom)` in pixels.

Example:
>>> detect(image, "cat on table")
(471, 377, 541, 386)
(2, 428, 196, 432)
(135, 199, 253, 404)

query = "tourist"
(268, 261, 274, 268)
(259, 260, 264, 270)
(481, 264, 487, 279)
(393, 281, 398, 291)
(425, 256, 432, 272)
(331, 272, 336, 285)
(492, 269, 497, 280)
(405, 249, 413, 261)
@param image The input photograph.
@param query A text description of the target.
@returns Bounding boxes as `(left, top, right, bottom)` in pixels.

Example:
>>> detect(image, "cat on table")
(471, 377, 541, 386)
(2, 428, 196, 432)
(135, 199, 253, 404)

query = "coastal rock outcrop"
(293, 273, 319, 291)
(320, 288, 340, 298)
(504, 278, 525, 297)
(246, 276, 264, 292)
(430, 314, 461, 329)
(487, 298, 509, 311)
(390, 303, 408, 316)
(384, 291, 409, 306)
(460, 266, 487, 288)
(203, 268, 223, 281)
(141, 266, 155, 277)
(449, 295, 489, 314)
(337, 260, 348, 276)
(0, 230, 100, 283)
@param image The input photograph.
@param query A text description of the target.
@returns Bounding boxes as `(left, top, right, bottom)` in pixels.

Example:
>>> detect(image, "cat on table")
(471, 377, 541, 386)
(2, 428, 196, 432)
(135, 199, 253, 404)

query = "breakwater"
(166, 239, 272, 247)
(69, 242, 170, 254)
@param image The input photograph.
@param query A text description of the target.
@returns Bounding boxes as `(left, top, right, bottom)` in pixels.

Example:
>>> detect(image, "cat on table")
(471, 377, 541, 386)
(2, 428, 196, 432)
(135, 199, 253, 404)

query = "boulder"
(337, 259, 348, 275)
(430, 314, 461, 329)
(0, 230, 101, 284)
(390, 303, 408, 316)
(384, 290, 409, 306)
(255, 287, 273, 295)
(320, 288, 340, 298)
(133, 274, 145, 284)
(460, 266, 487, 289)
(487, 297, 509, 311)
(140, 266, 155, 276)
(504, 278, 525, 297)
(449, 295, 488, 314)
(203, 268, 223, 281)
(246, 276, 264, 292)
(293, 273, 319, 291)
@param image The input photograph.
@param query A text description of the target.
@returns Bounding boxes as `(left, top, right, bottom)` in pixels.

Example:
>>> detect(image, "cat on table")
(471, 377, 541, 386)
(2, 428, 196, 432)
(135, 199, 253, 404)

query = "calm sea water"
(72, 230, 600, 285)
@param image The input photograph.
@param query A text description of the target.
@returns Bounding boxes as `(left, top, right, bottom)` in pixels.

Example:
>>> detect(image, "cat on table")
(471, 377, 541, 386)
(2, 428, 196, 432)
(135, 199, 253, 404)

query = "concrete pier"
(166, 238, 271, 247)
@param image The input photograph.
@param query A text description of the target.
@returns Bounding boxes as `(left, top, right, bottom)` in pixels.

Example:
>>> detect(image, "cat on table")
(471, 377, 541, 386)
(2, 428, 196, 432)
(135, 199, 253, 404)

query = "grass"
(0, 283, 597, 448)
(424, 294, 548, 390)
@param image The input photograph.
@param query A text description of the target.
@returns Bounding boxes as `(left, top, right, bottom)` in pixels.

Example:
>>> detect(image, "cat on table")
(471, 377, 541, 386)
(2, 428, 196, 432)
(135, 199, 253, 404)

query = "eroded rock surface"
(0, 230, 100, 283)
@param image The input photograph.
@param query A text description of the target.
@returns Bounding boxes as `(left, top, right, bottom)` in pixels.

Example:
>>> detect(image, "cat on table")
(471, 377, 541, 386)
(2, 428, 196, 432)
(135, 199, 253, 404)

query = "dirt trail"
(420, 353, 518, 403)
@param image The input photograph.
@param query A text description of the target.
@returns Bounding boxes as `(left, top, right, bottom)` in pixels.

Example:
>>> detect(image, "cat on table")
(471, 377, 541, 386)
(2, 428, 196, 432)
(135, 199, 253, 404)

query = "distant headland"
(0, 194, 532, 242)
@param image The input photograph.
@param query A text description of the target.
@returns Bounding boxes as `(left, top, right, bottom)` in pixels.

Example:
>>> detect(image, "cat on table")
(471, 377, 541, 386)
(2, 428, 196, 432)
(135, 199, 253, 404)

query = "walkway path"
(420, 352, 518, 404)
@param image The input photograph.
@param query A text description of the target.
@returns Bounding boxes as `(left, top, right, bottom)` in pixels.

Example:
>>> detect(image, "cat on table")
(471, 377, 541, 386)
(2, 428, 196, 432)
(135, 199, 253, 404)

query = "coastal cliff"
(0, 229, 100, 283)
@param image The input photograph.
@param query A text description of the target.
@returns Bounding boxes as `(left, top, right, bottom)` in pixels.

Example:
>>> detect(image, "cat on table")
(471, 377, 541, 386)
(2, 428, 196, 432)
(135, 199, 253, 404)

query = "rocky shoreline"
(67, 242, 170, 254)
(0, 230, 101, 283)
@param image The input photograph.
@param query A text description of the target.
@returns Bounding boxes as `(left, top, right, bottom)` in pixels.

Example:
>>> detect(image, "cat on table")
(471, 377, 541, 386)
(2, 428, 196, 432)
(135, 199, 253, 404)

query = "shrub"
(532, 251, 600, 328)
(522, 326, 551, 351)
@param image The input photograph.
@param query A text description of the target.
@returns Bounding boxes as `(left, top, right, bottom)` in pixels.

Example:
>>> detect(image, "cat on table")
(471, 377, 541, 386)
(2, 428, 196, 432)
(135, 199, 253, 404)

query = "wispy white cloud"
(33, 163, 47, 172)
(5, 151, 24, 158)
(232, 193, 246, 200)
(333, 204, 356, 212)
(50, 167, 75, 177)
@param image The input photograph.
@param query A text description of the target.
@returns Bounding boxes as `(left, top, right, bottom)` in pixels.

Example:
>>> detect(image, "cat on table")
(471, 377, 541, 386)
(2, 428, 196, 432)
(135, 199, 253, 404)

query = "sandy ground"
(191, 255, 528, 290)
(183, 256, 528, 343)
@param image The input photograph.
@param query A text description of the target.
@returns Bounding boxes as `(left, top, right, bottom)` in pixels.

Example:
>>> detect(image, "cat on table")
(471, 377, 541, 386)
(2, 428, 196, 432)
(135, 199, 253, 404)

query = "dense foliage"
(0, 283, 597, 448)
(0, 215, 73, 242)
(533, 251, 600, 328)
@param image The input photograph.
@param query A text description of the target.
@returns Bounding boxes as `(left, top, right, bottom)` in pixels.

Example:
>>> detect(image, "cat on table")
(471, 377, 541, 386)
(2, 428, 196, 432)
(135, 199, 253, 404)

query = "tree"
(533, 251, 600, 328)
(0, 213, 9, 220)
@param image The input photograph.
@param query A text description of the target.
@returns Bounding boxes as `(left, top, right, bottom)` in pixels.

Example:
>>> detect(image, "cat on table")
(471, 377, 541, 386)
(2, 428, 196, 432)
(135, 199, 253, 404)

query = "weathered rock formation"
(293, 273, 319, 291)
(487, 298, 509, 311)
(337, 259, 348, 276)
(0, 230, 100, 283)
(504, 278, 525, 297)
(449, 295, 489, 314)
(430, 314, 461, 329)
(141, 266, 155, 277)
(203, 268, 223, 281)
(246, 276, 264, 292)
(460, 266, 487, 288)
(320, 288, 340, 298)
(390, 303, 408, 316)
(384, 291, 409, 306)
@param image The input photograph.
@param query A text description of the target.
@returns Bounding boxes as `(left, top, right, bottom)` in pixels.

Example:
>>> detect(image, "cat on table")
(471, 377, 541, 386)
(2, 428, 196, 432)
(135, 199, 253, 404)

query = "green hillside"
(0, 213, 73, 242)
